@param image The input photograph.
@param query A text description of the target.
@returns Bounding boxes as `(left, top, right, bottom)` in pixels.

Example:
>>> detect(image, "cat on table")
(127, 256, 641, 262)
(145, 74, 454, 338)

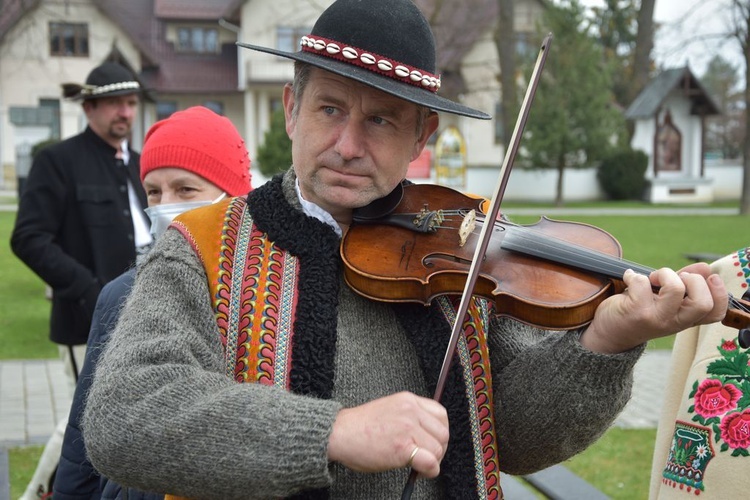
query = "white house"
(625, 66, 723, 203)
(0, 0, 243, 191)
(1, 0, 549, 197)
(4, 1, 738, 203)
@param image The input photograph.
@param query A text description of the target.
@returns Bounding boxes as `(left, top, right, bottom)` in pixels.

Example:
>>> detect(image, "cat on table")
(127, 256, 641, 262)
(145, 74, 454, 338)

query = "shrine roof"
(625, 66, 721, 119)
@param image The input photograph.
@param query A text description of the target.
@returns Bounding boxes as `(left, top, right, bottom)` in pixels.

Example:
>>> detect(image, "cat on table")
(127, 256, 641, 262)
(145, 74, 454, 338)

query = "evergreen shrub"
(597, 148, 648, 200)
(256, 108, 292, 177)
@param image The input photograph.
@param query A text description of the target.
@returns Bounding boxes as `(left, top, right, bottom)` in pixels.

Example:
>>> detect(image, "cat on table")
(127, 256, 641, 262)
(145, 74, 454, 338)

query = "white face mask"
(145, 192, 226, 238)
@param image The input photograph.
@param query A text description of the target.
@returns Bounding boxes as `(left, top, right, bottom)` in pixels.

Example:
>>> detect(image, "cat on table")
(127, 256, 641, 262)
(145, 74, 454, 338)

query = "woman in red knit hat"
(139, 106, 252, 240)
(52, 106, 251, 500)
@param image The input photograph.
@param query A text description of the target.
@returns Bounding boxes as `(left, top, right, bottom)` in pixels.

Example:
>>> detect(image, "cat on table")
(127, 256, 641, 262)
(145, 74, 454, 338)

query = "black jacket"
(53, 268, 162, 500)
(11, 127, 147, 345)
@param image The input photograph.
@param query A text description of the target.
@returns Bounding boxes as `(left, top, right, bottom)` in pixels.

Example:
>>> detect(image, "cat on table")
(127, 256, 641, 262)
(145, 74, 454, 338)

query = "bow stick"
(401, 33, 553, 499)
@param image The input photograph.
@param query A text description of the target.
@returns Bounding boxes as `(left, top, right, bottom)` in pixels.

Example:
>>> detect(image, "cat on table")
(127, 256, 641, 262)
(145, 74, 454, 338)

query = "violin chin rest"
(352, 183, 404, 220)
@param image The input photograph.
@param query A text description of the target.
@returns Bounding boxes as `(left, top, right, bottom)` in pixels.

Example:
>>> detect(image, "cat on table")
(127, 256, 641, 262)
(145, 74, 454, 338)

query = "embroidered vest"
(651, 247, 750, 499)
(170, 194, 503, 499)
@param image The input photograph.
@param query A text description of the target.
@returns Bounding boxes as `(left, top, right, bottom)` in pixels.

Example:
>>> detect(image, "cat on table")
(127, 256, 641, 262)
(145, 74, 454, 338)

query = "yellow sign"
(435, 126, 466, 188)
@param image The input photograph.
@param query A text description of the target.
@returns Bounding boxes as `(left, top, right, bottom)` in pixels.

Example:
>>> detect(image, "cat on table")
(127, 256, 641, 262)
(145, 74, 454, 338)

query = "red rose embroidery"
(693, 379, 741, 418)
(719, 410, 750, 449)
(721, 339, 738, 351)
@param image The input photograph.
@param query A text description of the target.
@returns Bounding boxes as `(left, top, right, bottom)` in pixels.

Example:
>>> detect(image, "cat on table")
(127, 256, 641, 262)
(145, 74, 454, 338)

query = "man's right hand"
(327, 392, 449, 478)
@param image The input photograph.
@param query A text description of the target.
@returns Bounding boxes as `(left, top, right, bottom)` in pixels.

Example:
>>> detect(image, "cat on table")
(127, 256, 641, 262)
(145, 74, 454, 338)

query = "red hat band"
(300, 35, 441, 93)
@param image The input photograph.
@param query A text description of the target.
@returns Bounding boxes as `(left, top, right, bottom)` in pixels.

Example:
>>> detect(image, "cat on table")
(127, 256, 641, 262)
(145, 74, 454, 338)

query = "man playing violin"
(82, 0, 728, 498)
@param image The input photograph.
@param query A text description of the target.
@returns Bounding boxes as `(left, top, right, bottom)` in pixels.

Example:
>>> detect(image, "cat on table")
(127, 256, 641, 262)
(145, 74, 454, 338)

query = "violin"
(341, 182, 750, 335)
(376, 33, 749, 499)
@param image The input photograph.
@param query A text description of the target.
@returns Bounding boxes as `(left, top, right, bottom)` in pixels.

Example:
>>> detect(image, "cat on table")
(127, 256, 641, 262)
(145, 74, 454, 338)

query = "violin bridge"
(458, 209, 476, 247)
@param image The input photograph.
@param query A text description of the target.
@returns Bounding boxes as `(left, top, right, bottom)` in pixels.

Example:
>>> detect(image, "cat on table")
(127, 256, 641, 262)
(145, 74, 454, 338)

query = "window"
(156, 101, 178, 121)
(49, 22, 89, 57)
(40, 99, 61, 139)
(203, 101, 224, 115)
(177, 27, 219, 53)
(276, 26, 311, 53)
(514, 32, 535, 59)
(9, 99, 60, 139)
(9, 106, 54, 126)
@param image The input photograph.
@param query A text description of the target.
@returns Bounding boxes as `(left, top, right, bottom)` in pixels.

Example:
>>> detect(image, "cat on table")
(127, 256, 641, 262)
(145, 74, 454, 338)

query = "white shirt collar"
(117, 139, 130, 165)
(295, 178, 342, 237)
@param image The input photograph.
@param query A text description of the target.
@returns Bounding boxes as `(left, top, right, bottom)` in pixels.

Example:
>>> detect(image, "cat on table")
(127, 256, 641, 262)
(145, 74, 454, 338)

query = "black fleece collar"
(246, 173, 480, 499)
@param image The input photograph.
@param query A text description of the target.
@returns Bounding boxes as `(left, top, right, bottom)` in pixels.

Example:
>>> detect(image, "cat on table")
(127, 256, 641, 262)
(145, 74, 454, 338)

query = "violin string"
(497, 226, 750, 316)
(456, 216, 750, 317)
(500, 223, 654, 278)
(453, 215, 643, 277)
(503, 229, 750, 312)
(730, 294, 750, 313)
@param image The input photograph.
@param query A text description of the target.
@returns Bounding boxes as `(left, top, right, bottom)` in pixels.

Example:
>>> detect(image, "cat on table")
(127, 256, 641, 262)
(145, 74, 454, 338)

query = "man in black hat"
(11, 60, 149, 500)
(83, 1, 727, 499)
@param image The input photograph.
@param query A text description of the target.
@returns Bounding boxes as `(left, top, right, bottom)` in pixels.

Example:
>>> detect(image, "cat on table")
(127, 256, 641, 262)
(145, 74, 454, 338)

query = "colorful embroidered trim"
(734, 247, 749, 294)
(223, 199, 253, 380)
(220, 204, 297, 388)
(437, 296, 502, 500)
(662, 421, 715, 493)
(179, 197, 299, 389)
(300, 35, 442, 92)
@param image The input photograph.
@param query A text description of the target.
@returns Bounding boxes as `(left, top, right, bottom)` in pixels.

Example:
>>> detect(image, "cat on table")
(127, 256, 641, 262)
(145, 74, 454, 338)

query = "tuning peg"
(738, 328, 750, 349)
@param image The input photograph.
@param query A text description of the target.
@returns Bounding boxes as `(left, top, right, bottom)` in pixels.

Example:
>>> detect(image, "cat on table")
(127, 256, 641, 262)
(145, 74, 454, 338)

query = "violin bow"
(401, 33, 553, 499)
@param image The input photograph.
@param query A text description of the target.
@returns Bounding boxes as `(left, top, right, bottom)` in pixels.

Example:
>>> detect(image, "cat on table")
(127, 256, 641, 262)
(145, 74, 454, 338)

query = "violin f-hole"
(424, 253, 474, 268)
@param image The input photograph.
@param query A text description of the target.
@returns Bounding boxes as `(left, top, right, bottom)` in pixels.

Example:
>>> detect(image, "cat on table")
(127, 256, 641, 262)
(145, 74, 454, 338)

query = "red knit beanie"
(140, 106, 251, 196)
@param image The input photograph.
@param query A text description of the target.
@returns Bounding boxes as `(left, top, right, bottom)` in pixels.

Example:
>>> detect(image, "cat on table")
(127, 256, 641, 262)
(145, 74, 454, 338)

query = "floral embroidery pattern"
(692, 378, 742, 418)
(689, 337, 750, 457)
(661, 247, 750, 495)
(662, 338, 750, 495)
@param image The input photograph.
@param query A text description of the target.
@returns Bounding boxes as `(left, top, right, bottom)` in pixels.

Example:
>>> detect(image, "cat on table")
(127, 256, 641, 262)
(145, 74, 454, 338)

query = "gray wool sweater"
(83, 171, 644, 500)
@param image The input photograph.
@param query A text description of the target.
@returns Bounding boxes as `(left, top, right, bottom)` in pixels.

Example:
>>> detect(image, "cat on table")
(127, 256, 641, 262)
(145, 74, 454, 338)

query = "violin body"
(341, 184, 625, 330)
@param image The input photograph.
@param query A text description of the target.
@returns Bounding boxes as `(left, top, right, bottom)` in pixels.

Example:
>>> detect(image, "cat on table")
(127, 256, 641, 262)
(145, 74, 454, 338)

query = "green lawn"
(566, 428, 657, 499)
(8, 446, 44, 499)
(505, 213, 745, 271)
(0, 212, 56, 360)
(1, 206, 747, 497)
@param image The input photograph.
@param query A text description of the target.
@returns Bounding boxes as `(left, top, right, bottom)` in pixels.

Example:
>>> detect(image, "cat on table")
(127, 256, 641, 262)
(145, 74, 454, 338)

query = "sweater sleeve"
(82, 229, 342, 500)
(488, 318, 644, 475)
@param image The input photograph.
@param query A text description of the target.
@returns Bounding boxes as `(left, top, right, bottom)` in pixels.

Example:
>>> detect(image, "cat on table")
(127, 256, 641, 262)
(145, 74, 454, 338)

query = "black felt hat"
(237, 0, 490, 120)
(62, 62, 141, 101)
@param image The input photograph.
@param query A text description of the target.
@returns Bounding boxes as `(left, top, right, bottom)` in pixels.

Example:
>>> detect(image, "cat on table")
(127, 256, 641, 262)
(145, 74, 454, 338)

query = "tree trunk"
(740, 29, 750, 215)
(555, 153, 565, 207)
(495, 0, 516, 146)
(742, 9, 750, 215)
(632, 0, 655, 96)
